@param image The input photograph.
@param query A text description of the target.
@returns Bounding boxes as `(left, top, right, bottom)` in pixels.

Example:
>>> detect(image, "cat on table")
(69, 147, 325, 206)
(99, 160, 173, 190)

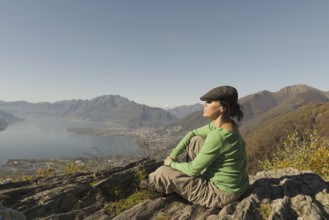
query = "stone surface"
(0, 159, 328, 220)
(0, 202, 26, 220)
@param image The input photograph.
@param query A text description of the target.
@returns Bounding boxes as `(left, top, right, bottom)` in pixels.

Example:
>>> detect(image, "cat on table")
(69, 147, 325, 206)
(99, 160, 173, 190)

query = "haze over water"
(0, 118, 144, 165)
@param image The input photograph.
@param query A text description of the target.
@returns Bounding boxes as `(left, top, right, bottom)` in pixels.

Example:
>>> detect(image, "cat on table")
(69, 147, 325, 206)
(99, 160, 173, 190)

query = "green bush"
(261, 129, 329, 181)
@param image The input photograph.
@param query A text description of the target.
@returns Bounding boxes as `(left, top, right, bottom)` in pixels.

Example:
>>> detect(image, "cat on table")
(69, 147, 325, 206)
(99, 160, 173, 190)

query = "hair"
(219, 100, 244, 122)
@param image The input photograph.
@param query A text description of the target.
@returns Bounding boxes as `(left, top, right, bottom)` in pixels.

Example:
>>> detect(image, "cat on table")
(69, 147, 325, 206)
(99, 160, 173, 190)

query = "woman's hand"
(164, 156, 175, 166)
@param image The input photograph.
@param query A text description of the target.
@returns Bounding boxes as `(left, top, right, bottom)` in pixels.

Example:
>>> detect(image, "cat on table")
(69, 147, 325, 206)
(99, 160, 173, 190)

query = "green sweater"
(169, 122, 249, 195)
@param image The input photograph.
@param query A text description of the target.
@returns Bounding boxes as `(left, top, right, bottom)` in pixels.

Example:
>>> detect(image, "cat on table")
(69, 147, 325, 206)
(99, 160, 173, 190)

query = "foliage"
(261, 128, 329, 181)
(63, 163, 86, 174)
(245, 103, 329, 173)
(154, 213, 172, 220)
(257, 202, 272, 220)
(107, 184, 125, 201)
(104, 166, 153, 216)
(73, 191, 95, 210)
(0, 173, 32, 183)
(134, 167, 147, 184)
(36, 164, 56, 178)
(89, 179, 100, 187)
(2, 162, 87, 183)
(106, 189, 152, 216)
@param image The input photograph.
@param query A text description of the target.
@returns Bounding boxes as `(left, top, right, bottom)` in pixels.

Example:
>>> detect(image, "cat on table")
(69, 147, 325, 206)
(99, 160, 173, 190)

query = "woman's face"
(203, 100, 223, 120)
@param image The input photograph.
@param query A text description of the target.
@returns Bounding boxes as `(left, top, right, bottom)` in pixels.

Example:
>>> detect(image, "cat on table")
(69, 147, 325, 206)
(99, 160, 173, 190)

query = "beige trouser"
(149, 136, 240, 208)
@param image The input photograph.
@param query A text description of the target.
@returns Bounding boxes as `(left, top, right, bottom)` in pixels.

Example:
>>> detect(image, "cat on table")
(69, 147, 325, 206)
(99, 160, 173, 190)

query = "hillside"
(240, 84, 329, 134)
(0, 118, 7, 131)
(167, 111, 209, 137)
(0, 95, 176, 128)
(325, 91, 329, 98)
(0, 110, 24, 131)
(245, 102, 329, 173)
(168, 103, 203, 119)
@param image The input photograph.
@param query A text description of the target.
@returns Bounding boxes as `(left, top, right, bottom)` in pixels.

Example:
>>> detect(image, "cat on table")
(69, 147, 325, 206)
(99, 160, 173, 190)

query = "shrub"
(36, 164, 56, 178)
(63, 163, 86, 174)
(261, 128, 329, 181)
(134, 167, 147, 185)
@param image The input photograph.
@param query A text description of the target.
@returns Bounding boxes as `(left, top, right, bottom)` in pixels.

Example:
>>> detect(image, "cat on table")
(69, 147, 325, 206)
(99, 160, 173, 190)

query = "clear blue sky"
(0, 0, 328, 107)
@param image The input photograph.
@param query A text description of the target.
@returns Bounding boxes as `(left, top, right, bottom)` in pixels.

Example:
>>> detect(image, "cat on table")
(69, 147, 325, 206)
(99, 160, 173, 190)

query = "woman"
(148, 85, 249, 208)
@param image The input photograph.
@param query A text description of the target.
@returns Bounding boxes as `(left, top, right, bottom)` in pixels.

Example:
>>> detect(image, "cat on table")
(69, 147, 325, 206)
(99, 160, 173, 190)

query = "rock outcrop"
(114, 167, 329, 220)
(0, 158, 328, 220)
(0, 202, 26, 220)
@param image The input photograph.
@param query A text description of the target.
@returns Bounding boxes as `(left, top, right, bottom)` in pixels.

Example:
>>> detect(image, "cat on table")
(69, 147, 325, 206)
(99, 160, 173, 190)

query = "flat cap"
(200, 86, 238, 104)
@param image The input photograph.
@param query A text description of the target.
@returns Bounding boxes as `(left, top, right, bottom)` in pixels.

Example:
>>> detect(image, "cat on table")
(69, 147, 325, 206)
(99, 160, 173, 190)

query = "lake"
(0, 118, 145, 165)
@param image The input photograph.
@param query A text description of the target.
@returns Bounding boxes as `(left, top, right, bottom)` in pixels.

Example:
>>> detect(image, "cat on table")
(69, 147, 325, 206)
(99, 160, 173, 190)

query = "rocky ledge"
(0, 158, 328, 220)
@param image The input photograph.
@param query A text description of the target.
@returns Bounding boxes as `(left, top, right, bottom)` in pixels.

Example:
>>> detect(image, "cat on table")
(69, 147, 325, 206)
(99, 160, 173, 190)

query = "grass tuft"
(257, 202, 272, 219)
(106, 189, 153, 216)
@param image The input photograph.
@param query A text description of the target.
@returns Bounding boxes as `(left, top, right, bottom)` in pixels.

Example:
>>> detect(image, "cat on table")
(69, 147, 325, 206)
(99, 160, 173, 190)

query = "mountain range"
(1, 84, 328, 131)
(1, 84, 328, 173)
(0, 95, 176, 129)
(1, 84, 328, 132)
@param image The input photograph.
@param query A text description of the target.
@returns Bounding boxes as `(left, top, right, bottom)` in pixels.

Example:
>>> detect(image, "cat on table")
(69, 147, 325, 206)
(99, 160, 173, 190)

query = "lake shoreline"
(0, 118, 181, 179)
(0, 118, 148, 166)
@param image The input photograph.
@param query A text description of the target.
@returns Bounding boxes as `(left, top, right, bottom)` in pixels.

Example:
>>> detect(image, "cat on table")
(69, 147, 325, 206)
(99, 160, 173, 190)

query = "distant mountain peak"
(277, 84, 318, 96)
(91, 94, 129, 101)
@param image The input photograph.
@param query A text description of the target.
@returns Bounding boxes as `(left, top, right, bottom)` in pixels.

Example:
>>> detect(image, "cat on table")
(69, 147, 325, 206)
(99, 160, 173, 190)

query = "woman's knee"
(149, 166, 172, 182)
(190, 136, 204, 144)
(187, 136, 205, 160)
